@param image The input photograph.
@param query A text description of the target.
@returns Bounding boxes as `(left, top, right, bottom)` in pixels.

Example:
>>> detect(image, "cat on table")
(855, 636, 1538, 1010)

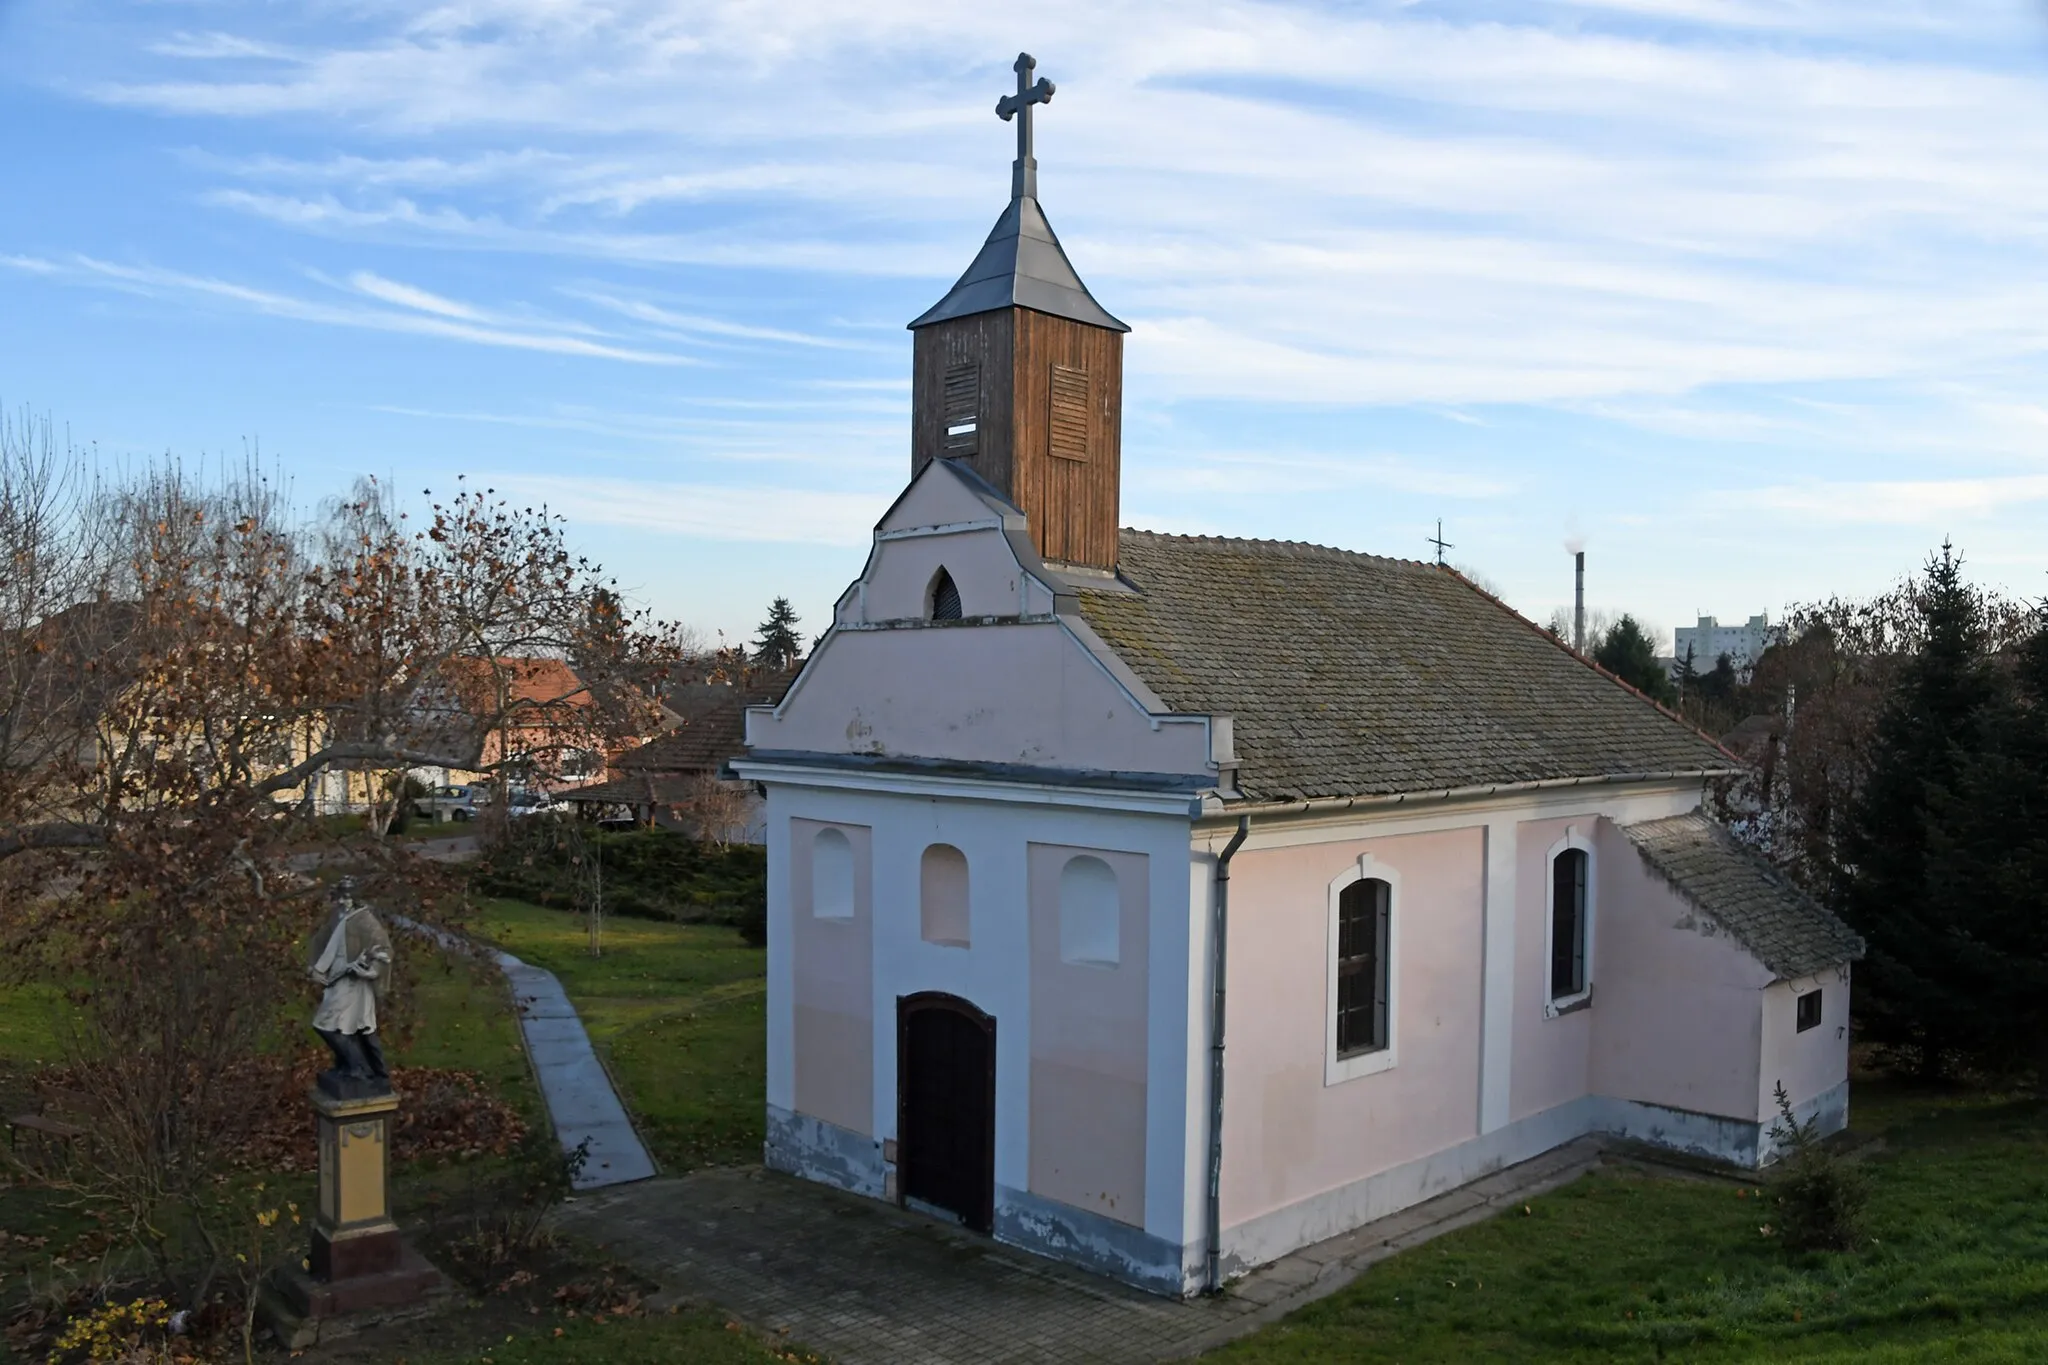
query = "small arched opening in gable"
(928, 567, 963, 621)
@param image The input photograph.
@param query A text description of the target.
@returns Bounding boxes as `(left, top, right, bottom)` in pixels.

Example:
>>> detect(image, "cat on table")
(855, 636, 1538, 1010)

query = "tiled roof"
(1623, 811, 1864, 980)
(622, 670, 797, 775)
(1074, 531, 1733, 803)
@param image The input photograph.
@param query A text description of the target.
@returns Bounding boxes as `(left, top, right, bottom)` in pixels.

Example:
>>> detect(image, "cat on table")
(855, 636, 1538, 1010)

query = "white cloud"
(348, 270, 486, 320)
(4, 254, 699, 366)
(1740, 475, 2048, 525)
(490, 474, 891, 546)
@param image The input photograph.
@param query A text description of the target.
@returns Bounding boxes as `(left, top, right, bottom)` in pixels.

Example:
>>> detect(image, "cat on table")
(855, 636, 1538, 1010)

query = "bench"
(6, 1086, 95, 1163)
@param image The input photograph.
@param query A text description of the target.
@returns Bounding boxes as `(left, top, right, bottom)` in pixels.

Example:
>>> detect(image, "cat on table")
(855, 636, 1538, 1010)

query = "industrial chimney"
(1573, 551, 1586, 654)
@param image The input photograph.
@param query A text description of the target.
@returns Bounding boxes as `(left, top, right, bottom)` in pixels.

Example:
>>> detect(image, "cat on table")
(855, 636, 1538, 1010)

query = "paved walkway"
(496, 950, 658, 1190)
(557, 1137, 1603, 1363)
(393, 913, 656, 1190)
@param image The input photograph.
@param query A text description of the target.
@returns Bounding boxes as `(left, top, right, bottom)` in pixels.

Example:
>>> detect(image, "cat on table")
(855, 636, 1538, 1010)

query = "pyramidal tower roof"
(908, 54, 1129, 334)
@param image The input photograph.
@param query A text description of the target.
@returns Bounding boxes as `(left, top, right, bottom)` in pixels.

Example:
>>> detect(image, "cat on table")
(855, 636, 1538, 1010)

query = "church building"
(733, 55, 1863, 1297)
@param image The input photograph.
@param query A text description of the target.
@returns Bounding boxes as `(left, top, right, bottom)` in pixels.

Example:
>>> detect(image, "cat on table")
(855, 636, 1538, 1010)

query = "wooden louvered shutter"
(943, 363, 979, 453)
(1048, 364, 1089, 461)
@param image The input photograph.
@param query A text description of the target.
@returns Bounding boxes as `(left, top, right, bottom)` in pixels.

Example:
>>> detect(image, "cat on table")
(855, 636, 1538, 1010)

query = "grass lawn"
(472, 898, 766, 1170)
(0, 982, 65, 1067)
(1207, 1084, 2048, 1363)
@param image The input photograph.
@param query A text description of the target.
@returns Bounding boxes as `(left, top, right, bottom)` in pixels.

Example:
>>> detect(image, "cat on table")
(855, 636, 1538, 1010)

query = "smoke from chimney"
(1573, 551, 1586, 654)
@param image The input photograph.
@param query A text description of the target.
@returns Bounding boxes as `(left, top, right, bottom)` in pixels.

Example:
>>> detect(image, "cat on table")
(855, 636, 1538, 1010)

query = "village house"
(561, 669, 795, 841)
(734, 57, 1863, 1298)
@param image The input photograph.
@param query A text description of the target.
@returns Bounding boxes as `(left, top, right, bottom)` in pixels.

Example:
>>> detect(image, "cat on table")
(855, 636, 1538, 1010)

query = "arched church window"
(1058, 855, 1119, 967)
(1335, 878, 1391, 1056)
(929, 568, 963, 621)
(920, 843, 970, 946)
(812, 827, 854, 920)
(1549, 845, 1591, 1003)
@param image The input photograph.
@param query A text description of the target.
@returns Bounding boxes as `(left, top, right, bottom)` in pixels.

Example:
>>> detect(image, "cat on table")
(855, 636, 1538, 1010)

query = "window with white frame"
(1326, 858, 1400, 1084)
(1545, 831, 1594, 1014)
(1337, 880, 1391, 1054)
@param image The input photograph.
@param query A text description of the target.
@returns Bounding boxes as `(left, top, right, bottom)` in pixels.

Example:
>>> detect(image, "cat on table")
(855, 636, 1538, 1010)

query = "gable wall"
(761, 775, 1201, 1288)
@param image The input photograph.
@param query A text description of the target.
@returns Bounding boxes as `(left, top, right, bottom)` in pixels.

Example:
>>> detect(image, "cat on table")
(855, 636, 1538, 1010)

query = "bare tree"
(679, 770, 754, 849)
(0, 416, 689, 1302)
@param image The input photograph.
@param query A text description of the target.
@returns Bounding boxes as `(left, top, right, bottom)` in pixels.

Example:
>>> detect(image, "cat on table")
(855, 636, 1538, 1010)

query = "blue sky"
(3, 1, 2046, 651)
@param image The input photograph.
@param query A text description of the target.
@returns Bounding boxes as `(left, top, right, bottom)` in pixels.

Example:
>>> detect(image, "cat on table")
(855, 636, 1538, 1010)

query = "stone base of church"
(1217, 1085, 1851, 1283)
(765, 1105, 1191, 1295)
(764, 1085, 1851, 1300)
(763, 1105, 888, 1199)
(992, 1185, 1189, 1297)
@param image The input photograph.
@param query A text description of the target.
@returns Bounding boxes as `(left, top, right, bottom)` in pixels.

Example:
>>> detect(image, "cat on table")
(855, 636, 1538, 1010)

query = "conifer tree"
(752, 596, 803, 672)
(1923, 616, 2048, 1078)
(1593, 615, 1676, 705)
(1836, 543, 2000, 1075)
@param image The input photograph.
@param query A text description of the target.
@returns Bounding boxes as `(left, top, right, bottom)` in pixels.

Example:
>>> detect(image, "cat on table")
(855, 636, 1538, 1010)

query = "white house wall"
(1758, 966, 1854, 1152)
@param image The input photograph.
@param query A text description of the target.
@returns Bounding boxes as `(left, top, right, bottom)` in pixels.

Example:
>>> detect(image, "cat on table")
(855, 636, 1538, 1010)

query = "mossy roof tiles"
(1623, 810, 1864, 979)
(1074, 530, 1734, 803)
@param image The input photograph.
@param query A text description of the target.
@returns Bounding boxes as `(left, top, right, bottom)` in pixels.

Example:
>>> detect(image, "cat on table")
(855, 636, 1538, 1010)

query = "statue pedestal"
(262, 1089, 446, 1348)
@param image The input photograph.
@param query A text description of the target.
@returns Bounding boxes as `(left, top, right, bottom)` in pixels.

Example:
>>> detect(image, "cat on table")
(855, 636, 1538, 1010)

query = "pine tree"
(1836, 543, 2001, 1075)
(1675, 642, 1700, 701)
(1923, 617, 2048, 1078)
(752, 596, 803, 672)
(1702, 652, 1739, 707)
(1593, 615, 1676, 704)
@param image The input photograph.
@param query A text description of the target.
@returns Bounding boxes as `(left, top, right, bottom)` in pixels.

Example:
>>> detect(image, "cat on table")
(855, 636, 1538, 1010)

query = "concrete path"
(556, 1137, 1604, 1364)
(496, 950, 658, 1190)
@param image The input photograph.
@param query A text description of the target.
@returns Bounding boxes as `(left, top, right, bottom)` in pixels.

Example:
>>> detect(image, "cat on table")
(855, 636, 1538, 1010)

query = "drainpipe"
(1205, 814, 1251, 1295)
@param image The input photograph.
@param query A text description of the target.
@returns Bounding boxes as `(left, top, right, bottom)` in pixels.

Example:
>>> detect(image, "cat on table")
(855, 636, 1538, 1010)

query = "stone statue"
(308, 879, 395, 1098)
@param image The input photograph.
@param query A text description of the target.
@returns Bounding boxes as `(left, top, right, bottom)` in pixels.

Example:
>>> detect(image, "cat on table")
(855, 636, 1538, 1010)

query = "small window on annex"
(1058, 855, 1120, 967)
(1796, 988, 1823, 1033)
(920, 843, 970, 947)
(812, 827, 855, 920)
(1550, 847, 1590, 1002)
(928, 567, 963, 621)
(1335, 879, 1391, 1056)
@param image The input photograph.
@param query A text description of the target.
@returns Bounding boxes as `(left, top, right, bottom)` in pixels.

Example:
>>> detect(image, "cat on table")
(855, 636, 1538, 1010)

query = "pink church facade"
(736, 59, 1861, 1297)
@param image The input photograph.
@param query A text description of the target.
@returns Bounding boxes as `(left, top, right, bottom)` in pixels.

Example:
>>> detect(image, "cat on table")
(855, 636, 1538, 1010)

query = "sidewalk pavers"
(556, 1137, 1606, 1363)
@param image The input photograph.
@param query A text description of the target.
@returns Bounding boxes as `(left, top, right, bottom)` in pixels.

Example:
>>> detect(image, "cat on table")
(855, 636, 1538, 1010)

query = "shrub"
(1767, 1080, 1869, 1252)
(471, 822, 765, 933)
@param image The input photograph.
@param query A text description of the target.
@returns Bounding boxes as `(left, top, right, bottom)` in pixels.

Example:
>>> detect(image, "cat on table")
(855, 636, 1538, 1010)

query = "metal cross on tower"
(996, 52, 1056, 201)
(1428, 519, 1455, 566)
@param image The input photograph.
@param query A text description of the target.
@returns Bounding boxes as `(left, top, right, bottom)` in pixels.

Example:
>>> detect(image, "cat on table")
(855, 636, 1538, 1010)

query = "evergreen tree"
(1701, 652, 1739, 707)
(1836, 543, 2001, 1075)
(1675, 642, 1700, 700)
(1923, 617, 2048, 1078)
(752, 596, 803, 671)
(1593, 615, 1676, 704)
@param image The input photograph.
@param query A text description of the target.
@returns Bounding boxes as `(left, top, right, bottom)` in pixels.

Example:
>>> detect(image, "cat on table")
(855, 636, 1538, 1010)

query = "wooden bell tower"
(908, 54, 1129, 573)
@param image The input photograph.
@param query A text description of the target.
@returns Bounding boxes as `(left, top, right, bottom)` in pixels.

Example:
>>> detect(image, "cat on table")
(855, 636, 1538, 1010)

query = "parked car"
(505, 789, 560, 819)
(412, 784, 476, 822)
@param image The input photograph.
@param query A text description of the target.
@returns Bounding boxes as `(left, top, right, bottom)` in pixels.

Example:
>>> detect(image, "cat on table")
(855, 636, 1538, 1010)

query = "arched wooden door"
(896, 992, 996, 1233)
